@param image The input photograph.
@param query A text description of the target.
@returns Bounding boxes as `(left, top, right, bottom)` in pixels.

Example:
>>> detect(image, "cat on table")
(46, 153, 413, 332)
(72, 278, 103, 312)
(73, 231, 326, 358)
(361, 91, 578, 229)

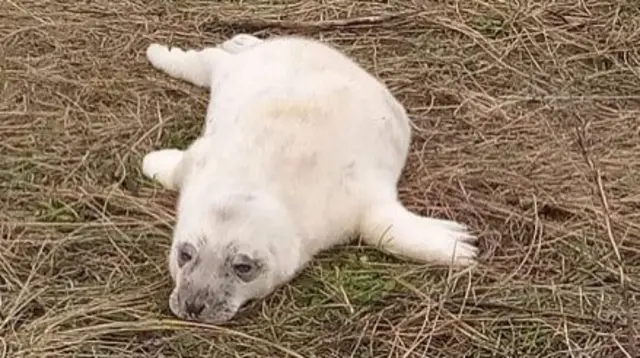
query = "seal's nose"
(185, 300, 205, 316)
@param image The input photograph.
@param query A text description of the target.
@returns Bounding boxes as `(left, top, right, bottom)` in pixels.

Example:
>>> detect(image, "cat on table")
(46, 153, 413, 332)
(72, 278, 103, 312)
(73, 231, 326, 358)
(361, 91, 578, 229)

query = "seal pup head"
(167, 191, 304, 324)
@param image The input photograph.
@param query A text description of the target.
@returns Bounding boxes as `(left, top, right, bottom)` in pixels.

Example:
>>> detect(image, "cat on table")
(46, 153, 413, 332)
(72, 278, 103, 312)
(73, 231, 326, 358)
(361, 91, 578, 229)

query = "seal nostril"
(185, 301, 205, 316)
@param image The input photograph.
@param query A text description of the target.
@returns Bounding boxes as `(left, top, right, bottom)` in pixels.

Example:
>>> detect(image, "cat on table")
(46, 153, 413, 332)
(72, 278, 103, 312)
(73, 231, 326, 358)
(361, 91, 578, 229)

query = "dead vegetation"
(1, 0, 639, 357)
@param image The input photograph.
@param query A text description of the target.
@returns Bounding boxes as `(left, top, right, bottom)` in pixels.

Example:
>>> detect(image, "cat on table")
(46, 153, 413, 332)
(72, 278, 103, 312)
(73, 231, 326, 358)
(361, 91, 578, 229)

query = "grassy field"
(1, 1, 639, 357)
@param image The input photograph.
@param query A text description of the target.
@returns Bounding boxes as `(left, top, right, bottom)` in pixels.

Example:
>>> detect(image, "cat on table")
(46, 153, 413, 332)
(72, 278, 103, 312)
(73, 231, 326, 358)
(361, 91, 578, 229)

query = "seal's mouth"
(229, 299, 258, 321)
(168, 286, 261, 324)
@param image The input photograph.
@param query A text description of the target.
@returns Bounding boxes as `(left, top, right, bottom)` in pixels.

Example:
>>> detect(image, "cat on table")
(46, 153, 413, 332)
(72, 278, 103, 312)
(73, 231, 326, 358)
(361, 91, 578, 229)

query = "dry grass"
(1, 0, 639, 357)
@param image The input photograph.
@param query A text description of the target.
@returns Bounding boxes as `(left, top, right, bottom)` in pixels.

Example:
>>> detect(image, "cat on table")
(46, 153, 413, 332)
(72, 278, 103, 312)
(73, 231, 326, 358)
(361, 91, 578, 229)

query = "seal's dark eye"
(177, 242, 196, 268)
(179, 251, 192, 264)
(231, 254, 259, 282)
(233, 263, 252, 274)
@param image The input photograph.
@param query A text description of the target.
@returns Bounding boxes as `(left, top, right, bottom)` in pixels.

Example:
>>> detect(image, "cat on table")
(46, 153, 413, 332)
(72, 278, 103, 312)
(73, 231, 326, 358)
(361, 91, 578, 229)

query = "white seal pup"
(142, 34, 478, 324)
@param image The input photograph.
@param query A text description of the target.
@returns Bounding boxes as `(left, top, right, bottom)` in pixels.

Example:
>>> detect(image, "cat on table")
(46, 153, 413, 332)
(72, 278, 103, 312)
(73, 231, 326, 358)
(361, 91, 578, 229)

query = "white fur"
(142, 34, 478, 323)
(142, 149, 184, 190)
(219, 34, 263, 54)
(146, 44, 228, 88)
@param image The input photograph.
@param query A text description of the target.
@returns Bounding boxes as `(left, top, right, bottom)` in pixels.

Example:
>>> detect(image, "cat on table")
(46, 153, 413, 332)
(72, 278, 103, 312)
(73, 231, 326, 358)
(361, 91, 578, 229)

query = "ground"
(1, 1, 639, 357)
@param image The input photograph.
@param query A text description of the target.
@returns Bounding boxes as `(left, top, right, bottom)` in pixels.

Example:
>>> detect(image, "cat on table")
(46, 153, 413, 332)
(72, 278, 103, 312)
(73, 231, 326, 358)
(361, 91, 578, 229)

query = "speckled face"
(166, 191, 303, 324)
(168, 239, 265, 324)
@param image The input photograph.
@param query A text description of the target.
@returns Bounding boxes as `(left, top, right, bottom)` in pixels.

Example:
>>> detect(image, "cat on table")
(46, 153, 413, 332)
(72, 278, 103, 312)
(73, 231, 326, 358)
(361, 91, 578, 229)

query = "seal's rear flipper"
(360, 201, 478, 266)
